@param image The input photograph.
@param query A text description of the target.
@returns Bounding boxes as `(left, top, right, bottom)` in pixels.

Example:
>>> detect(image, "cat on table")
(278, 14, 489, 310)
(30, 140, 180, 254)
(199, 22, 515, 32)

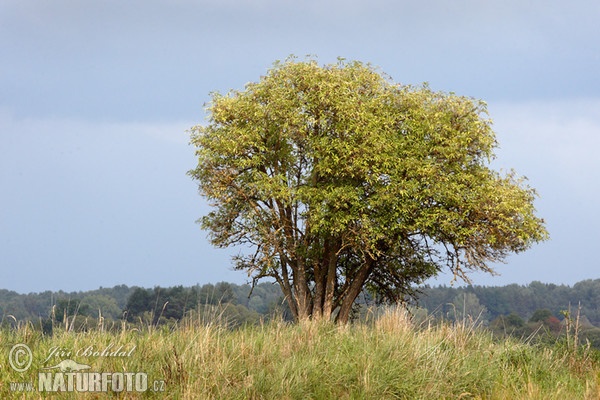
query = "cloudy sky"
(1, 0, 599, 294)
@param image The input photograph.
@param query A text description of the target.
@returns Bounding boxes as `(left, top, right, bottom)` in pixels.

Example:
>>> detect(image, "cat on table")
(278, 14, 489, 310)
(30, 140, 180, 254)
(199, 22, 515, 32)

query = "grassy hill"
(2, 308, 599, 399)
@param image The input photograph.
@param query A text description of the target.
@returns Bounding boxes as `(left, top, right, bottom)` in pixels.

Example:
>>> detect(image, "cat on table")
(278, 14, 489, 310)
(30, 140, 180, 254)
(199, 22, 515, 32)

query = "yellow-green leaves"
(189, 57, 548, 321)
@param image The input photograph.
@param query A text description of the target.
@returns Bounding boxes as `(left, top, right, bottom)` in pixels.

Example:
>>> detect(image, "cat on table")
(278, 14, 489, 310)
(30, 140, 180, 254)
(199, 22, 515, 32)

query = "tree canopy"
(189, 57, 548, 323)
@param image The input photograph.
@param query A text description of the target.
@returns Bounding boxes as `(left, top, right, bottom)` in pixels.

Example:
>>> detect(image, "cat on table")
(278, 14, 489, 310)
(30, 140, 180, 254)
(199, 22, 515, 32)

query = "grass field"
(2, 308, 599, 399)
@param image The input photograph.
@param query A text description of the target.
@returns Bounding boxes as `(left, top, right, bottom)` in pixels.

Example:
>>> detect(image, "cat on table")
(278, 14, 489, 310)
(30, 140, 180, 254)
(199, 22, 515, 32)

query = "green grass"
(2, 309, 599, 399)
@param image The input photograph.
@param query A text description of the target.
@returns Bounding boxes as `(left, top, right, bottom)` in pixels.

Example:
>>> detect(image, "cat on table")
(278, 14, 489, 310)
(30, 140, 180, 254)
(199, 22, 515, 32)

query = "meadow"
(2, 308, 599, 399)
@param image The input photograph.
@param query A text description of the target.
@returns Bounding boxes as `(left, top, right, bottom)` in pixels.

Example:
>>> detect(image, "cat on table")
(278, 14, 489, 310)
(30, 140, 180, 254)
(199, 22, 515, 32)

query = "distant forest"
(2, 279, 600, 346)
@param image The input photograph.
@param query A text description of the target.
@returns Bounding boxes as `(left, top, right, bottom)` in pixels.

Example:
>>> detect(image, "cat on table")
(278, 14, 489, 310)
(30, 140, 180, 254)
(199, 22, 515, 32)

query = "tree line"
(416, 279, 600, 327)
(2, 279, 600, 333)
(0, 282, 289, 332)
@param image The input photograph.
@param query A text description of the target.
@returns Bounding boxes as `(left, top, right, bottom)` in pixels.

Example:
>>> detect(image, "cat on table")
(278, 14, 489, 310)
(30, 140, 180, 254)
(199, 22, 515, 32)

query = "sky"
(1, 0, 599, 294)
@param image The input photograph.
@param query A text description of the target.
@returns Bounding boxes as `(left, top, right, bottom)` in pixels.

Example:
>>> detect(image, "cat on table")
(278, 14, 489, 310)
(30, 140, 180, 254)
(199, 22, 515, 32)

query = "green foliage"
(53, 298, 90, 323)
(0, 282, 290, 331)
(530, 309, 554, 323)
(189, 57, 548, 322)
(417, 283, 600, 350)
(489, 312, 526, 336)
(449, 292, 489, 322)
(125, 287, 154, 321)
(80, 294, 121, 319)
(415, 279, 600, 330)
(5, 279, 600, 336)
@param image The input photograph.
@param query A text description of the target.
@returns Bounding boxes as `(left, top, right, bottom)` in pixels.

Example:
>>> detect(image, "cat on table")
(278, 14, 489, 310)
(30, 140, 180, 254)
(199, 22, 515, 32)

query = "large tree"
(189, 58, 548, 323)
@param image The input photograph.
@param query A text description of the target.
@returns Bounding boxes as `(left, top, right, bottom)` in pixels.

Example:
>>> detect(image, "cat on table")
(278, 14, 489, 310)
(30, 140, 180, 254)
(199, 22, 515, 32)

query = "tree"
(450, 292, 489, 323)
(81, 294, 122, 320)
(124, 288, 153, 322)
(529, 309, 554, 323)
(189, 57, 548, 323)
(54, 298, 90, 323)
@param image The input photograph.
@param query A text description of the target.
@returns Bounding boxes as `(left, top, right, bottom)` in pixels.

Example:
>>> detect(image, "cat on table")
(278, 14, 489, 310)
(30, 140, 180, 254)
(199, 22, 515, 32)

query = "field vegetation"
(2, 307, 599, 399)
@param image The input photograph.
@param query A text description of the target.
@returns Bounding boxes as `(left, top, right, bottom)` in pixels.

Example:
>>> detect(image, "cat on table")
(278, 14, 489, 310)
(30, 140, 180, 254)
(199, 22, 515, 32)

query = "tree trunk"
(336, 257, 374, 324)
(276, 258, 299, 321)
(322, 237, 340, 319)
(293, 258, 312, 321)
(311, 244, 326, 319)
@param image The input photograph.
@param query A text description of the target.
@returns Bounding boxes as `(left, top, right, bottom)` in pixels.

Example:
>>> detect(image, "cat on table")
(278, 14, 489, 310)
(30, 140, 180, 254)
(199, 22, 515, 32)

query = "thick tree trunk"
(311, 237, 341, 321)
(322, 237, 340, 319)
(336, 257, 374, 324)
(311, 248, 326, 319)
(293, 258, 312, 321)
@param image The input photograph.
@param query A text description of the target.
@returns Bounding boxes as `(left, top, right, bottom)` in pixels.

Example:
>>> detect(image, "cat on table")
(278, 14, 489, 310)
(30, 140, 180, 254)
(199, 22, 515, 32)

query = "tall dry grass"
(1, 307, 599, 399)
